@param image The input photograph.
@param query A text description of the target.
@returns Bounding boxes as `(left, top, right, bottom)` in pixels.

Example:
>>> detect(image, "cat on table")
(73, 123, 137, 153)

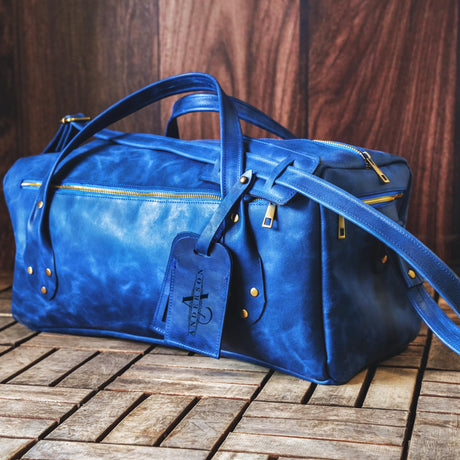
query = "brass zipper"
(337, 192, 404, 239)
(313, 140, 390, 184)
(20, 181, 221, 201)
(362, 193, 403, 206)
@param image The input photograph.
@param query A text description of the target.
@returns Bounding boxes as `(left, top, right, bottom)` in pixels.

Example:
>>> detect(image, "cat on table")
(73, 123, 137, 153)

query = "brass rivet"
(381, 254, 388, 264)
(408, 269, 416, 279)
(231, 213, 239, 223)
(27, 266, 34, 275)
(37, 201, 44, 209)
(250, 287, 259, 297)
(40, 286, 47, 295)
(239, 176, 249, 184)
(240, 309, 249, 319)
(45, 268, 52, 277)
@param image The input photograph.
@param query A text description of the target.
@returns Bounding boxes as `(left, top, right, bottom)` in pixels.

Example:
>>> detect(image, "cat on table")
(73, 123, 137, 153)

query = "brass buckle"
(61, 116, 91, 124)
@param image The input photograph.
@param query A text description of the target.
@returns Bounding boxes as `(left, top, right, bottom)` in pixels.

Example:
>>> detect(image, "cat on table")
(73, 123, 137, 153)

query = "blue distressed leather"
(4, 72, 460, 384)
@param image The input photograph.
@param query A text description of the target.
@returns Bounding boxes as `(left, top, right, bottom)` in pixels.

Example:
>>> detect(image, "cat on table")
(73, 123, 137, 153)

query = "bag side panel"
(320, 166, 421, 383)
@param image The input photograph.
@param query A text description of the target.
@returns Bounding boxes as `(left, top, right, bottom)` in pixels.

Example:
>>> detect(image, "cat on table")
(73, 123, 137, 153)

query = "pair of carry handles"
(28, 73, 460, 354)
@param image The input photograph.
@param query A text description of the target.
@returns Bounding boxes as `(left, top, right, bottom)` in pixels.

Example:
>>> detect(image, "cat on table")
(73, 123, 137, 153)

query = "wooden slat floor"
(0, 274, 459, 459)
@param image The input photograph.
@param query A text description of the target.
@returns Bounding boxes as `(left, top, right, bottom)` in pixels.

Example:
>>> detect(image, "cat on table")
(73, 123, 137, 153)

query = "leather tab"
(164, 233, 231, 358)
(398, 257, 424, 288)
(195, 170, 253, 256)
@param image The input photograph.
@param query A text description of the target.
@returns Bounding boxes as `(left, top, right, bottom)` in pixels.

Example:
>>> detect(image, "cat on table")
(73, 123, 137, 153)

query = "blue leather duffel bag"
(4, 73, 460, 384)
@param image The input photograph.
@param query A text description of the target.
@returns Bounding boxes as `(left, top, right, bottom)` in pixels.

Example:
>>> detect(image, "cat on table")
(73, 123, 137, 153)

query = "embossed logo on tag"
(164, 233, 231, 358)
(182, 270, 213, 336)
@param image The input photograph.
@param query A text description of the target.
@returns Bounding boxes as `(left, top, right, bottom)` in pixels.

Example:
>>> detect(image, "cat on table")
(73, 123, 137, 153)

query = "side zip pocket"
(337, 192, 404, 240)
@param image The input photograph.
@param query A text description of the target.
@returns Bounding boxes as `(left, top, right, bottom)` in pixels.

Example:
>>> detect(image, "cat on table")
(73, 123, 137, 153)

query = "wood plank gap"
(249, 369, 274, 400)
(205, 401, 251, 460)
(31, 421, 60, 443)
(153, 397, 201, 447)
(8, 440, 36, 460)
(2, 329, 40, 348)
(400, 329, 432, 460)
(0, 346, 11, 357)
(204, 371, 278, 458)
(42, 388, 99, 427)
(354, 366, 376, 408)
(94, 392, 150, 443)
(1, 347, 57, 384)
(48, 351, 100, 387)
(200, 369, 275, 460)
(96, 346, 154, 392)
(301, 382, 317, 404)
(0, 319, 15, 333)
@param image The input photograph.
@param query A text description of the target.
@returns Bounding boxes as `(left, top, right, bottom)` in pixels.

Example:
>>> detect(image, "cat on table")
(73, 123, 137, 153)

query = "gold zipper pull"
(262, 203, 277, 228)
(338, 215, 346, 239)
(363, 192, 403, 205)
(362, 151, 390, 184)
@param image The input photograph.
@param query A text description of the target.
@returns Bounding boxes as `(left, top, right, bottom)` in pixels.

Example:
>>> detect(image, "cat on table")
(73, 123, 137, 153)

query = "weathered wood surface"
(362, 367, 418, 411)
(0, 346, 54, 382)
(23, 440, 209, 460)
(47, 390, 144, 442)
(308, 369, 367, 407)
(0, 322, 36, 346)
(56, 352, 140, 389)
(9, 349, 96, 386)
(220, 433, 403, 459)
(256, 371, 314, 403)
(0, 276, 459, 458)
(103, 394, 196, 446)
(162, 397, 247, 451)
(22, 332, 150, 353)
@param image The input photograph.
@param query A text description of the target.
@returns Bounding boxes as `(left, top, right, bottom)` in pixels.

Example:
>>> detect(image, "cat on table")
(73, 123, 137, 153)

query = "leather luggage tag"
(164, 233, 231, 358)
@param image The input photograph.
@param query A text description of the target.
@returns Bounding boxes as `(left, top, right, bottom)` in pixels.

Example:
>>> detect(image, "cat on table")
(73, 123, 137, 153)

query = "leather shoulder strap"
(277, 167, 460, 353)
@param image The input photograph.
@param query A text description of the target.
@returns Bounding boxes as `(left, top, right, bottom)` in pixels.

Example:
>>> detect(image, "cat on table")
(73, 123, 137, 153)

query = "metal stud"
(27, 266, 34, 275)
(240, 309, 249, 319)
(37, 201, 44, 209)
(239, 175, 249, 184)
(408, 269, 416, 279)
(250, 287, 259, 297)
(231, 213, 239, 223)
(381, 254, 388, 264)
(40, 286, 47, 295)
(45, 268, 52, 277)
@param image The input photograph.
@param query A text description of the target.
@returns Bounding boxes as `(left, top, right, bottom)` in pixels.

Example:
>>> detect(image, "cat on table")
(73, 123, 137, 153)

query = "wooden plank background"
(0, 0, 458, 272)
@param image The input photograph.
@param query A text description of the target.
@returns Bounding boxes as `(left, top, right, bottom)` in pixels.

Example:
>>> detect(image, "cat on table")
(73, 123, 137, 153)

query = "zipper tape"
(21, 181, 221, 201)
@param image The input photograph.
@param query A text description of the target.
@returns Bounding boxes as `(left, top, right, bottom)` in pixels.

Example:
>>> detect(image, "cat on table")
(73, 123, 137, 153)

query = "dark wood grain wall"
(1, 0, 459, 272)
(309, 0, 459, 269)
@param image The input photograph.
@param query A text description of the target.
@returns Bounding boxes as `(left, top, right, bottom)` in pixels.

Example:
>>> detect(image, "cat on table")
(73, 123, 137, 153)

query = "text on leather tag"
(164, 233, 231, 358)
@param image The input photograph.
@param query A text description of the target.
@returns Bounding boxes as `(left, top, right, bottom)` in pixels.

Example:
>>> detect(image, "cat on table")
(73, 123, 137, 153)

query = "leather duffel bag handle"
(23, 73, 245, 300)
(165, 92, 296, 140)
